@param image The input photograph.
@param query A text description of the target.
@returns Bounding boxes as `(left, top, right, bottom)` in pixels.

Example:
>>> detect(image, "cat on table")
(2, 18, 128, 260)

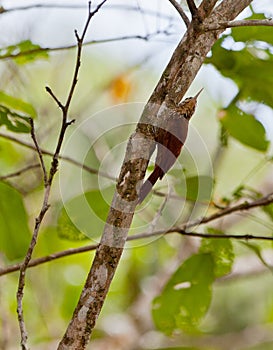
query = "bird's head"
(178, 88, 203, 119)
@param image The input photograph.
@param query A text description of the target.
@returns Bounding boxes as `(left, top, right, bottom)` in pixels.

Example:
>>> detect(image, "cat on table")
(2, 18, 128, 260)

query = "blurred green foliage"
(0, 181, 31, 260)
(152, 253, 214, 334)
(0, 39, 49, 64)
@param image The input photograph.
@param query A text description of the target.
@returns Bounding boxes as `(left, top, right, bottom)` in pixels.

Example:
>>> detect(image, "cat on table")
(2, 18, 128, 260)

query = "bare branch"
(205, 18, 273, 30)
(16, 2, 107, 348)
(45, 86, 64, 110)
(0, 30, 172, 61)
(29, 119, 48, 184)
(186, 192, 273, 229)
(2, 224, 273, 278)
(16, 183, 50, 350)
(168, 0, 190, 27)
(0, 164, 40, 180)
(0, 3, 175, 22)
(186, 0, 198, 17)
(177, 230, 273, 241)
(0, 132, 114, 180)
(0, 243, 98, 277)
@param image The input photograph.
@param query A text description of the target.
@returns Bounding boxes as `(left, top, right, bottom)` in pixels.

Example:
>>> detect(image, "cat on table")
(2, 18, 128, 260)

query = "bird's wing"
(155, 118, 188, 178)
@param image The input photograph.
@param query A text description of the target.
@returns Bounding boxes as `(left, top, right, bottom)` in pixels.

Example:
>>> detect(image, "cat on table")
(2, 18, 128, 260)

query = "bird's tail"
(138, 166, 163, 204)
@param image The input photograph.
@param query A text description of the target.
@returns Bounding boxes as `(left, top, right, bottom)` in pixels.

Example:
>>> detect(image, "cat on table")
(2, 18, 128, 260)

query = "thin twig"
(147, 191, 169, 233)
(0, 244, 98, 277)
(186, 0, 198, 17)
(187, 192, 273, 229)
(0, 3, 175, 22)
(0, 132, 114, 180)
(47, 1, 107, 185)
(0, 164, 40, 180)
(29, 119, 48, 184)
(168, 0, 190, 27)
(45, 87, 64, 109)
(2, 189, 273, 278)
(205, 18, 273, 30)
(3, 226, 273, 277)
(16, 184, 50, 350)
(16, 2, 106, 348)
(177, 230, 273, 241)
(17, 117, 50, 350)
(0, 31, 172, 61)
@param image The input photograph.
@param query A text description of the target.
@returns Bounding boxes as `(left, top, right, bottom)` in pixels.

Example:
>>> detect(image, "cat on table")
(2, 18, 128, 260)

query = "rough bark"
(58, 0, 253, 348)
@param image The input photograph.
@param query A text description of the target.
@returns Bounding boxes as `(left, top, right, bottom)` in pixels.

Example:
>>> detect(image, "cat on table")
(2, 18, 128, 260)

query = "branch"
(3, 222, 273, 278)
(0, 244, 98, 277)
(58, 0, 254, 348)
(205, 18, 273, 30)
(168, 0, 190, 27)
(186, 0, 198, 17)
(2, 187, 272, 278)
(198, 0, 219, 18)
(0, 164, 40, 180)
(16, 2, 106, 349)
(0, 132, 114, 180)
(0, 3, 91, 12)
(45, 86, 63, 109)
(186, 192, 273, 229)
(177, 230, 273, 241)
(3, 224, 273, 278)
(0, 3, 175, 22)
(0, 30, 173, 61)
(29, 118, 48, 184)
(16, 184, 50, 350)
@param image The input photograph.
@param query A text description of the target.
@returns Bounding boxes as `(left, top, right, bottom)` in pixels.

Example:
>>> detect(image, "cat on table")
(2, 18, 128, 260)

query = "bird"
(138, 88, 203, 204)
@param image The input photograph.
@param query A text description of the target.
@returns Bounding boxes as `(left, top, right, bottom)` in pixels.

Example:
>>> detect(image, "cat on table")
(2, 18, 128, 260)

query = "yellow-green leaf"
(0, 91, 36, 118)
(0, 181, 31, 260)
(152, 253, 214, 335)
(219, 104, 269, 152)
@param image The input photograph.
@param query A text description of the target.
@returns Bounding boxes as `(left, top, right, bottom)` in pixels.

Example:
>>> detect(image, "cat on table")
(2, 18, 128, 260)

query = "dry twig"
(168, 0, 190, 27)
(2, 185, 273, 278)
(15, 2, 107, 349)
(0, 164, 40, 181)
(0, 30, 173, 61)
(205, 18, 273, 30)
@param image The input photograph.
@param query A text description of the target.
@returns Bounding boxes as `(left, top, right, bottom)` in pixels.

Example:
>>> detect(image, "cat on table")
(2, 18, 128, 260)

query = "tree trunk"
(57, 1, 253, 348)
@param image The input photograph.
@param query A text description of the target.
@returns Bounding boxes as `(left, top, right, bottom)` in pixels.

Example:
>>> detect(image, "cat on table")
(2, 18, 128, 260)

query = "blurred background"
(1, 1, 273, 349)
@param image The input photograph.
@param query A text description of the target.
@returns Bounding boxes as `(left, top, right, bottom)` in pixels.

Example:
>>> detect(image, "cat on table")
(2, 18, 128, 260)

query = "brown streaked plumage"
(138, 88, 203, 204)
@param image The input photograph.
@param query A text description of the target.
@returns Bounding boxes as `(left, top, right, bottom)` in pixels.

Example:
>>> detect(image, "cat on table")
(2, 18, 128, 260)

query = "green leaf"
(0, 105, 31, 133)
(175, 175, 214, 202)
(232, 13, 273, 46)
(263, 203, 273, 222)
(0, 181, 31, 260)
(219, 104, 269, 152)
(57, 209, 89, 241)
(206, 40, 273, 109)
(0, 138, 21, 166)
(241, 242, 273, 273)
(0, 91, 36, 118)
(57, 186, 114, 241)
(199, 228, 234, 278)
(152, 253, 214, 335)
(0, 91, 37, 133)
(0, 39, 49, 64)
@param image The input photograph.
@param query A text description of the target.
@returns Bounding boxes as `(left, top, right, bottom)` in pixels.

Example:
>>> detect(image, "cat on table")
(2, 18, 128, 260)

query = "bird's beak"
(194, 88, 204, 99)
